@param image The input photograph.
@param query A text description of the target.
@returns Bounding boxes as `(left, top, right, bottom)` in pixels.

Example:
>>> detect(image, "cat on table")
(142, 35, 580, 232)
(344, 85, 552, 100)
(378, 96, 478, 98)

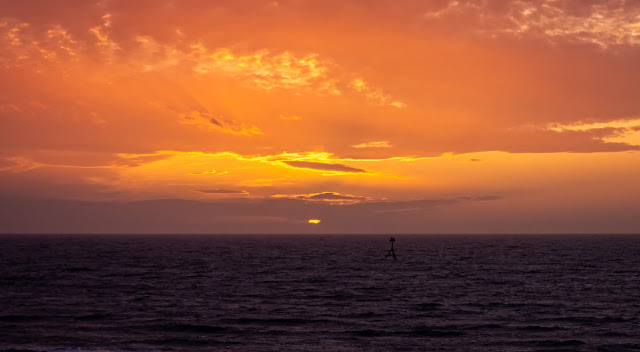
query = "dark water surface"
(1, 234, 639, 351)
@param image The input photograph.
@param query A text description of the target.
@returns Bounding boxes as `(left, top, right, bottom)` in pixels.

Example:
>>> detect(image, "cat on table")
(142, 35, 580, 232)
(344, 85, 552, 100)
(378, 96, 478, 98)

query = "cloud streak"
(178, 110, 262, 136)
(283, 161, 366, 173)
(273, 191, 368, 204)
(353, 141, 392, 149)
(195, 189, 247, 194)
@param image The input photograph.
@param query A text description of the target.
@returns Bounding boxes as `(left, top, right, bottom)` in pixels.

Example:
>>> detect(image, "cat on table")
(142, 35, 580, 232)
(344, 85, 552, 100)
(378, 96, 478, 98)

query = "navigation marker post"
(385, 236, 397, 261)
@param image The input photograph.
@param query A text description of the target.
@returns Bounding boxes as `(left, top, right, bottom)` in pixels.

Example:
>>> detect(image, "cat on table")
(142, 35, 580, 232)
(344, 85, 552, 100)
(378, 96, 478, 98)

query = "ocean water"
(1, 234, 639, 352)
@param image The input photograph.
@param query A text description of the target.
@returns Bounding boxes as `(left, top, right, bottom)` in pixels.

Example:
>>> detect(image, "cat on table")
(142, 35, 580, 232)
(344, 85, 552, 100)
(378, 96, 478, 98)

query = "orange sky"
(1, 0, 639, 233)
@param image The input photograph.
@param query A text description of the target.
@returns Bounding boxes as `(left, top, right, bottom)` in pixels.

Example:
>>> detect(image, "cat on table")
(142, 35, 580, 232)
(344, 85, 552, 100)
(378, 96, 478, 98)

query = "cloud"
(542, 118, 640, 147)
(0, 158, 12, 169)
(475, 195, 501, 201)
(502, 1, 640, 49)
(189, 170, 220, 175)
(353, 141, 392, 149)
(306, 192, 364, 200)
(0, 15, 397, 104)
(359, 198, 463, 213)
(195, 189, 247, 194)
(283, 160, 366, 173)
(351, 78, 406, 108)
(275, 192, 502, 210)
(192, 48, 339, 93)
(423, 0, 481, 19)
(547, 118, 640, 132)
(178, 110, 262, 136)
(114, 153, 172, 167)
(0, 15, 343, 95)
(3, 1, 639, 158)
(273, 191, 368, 204)
(423, 0, 640, 49)
(0, 156, 43, 172)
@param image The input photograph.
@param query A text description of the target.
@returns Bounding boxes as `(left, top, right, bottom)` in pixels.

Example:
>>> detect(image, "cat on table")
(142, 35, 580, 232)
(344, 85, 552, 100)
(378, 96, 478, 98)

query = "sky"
(1, 0, 639, 234)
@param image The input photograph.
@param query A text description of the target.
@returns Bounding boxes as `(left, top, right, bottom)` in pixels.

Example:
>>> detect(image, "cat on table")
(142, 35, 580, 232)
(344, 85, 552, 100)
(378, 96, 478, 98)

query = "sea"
(1, 234, 639, 352)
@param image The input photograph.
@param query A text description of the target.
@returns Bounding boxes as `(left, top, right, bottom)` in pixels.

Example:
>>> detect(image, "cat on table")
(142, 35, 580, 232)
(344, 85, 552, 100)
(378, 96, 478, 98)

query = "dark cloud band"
(283, 161, 366, 173)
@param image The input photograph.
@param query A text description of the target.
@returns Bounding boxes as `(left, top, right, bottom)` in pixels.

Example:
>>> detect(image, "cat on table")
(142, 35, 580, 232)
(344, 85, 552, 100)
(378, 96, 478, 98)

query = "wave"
(150, 323, 230, 334)
(221, 317, 332, 325)
(0, 315, 44, 322)
(407, 326, 465, 337)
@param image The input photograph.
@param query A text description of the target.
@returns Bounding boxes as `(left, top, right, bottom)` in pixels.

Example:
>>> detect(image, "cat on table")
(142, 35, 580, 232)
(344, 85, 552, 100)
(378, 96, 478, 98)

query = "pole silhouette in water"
(385, 236, 397, 261)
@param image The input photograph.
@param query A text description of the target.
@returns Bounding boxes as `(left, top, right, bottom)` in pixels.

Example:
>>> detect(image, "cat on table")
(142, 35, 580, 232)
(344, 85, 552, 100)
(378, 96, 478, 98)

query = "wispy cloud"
(547, 118, 640, 132)
(502, 1, 640, 48)
(546, 118, 640, 146)
(273, 191, 368, 204)
(351, 78, 406, 108)
(195, 189, 247, 194)
(283, 160, 366, 173)
(423, 0, 640, 49)
(189, 170, 222, 175)
(192, 47, 338, 93)
(178, 110, 262, 135)
(0, 17, 400, 105)
(475, 195, 501, 201)
(353, 141, 392, 149)
(0, 156, 40, 172)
